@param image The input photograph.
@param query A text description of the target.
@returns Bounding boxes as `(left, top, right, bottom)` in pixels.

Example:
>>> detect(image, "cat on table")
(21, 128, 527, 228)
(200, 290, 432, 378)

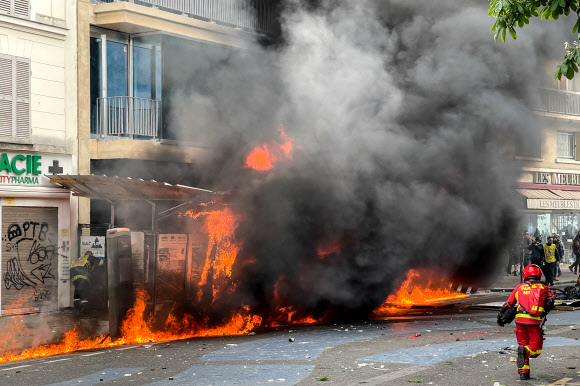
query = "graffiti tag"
(4, 257, 36, 290)
(30, 263, 55, 284)
(33, 289, 52, 301)
(3, 220, 56, 291)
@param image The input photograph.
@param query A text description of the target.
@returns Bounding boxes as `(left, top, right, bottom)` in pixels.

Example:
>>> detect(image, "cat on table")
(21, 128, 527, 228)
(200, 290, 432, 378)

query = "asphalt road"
(1, 292, 579, 386)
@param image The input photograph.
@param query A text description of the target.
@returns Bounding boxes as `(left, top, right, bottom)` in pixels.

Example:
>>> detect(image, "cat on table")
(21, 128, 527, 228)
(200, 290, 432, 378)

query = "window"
(557, 132, 575, 159)
(0, 0, 30, 18)
(515, 125, 542, 158)
(0, 54, 30, 140)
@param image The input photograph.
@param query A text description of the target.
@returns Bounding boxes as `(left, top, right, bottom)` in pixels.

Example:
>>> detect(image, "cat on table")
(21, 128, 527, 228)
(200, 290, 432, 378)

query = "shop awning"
(518, 188, 580, 211)
(550, 190, 580, 199)
(517, 189, 561, 199)
(517, 188, 580, 200)
(45, 174, 214, 202)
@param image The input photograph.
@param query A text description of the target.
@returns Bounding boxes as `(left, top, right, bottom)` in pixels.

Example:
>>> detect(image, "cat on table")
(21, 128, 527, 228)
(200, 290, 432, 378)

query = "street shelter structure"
(47, 174, 216, 336)
(46, 174, 215, 231)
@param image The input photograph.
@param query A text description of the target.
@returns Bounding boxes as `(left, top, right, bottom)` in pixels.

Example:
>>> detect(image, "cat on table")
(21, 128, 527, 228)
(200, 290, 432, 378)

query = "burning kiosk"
(46, 174, 215, 339)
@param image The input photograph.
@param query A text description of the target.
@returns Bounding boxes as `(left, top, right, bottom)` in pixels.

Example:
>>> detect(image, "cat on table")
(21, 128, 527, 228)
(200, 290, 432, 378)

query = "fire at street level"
(0, 128, 473, 364)
(0, 268, 467, 364)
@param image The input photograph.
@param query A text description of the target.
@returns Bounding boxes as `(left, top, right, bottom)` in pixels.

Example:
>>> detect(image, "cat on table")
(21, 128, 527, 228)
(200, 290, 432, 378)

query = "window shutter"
(13, 0, 29, 18)
(0, 0, 9, 14)
(0, 55, 13, 138)
(15, 58, 30, 138)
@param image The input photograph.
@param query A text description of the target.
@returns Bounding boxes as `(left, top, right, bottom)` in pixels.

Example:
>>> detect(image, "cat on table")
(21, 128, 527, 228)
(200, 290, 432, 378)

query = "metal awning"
(46, 174, 216, 230)
(517, 188, 580, 200)
(549, 190, 580, 199)
(517, 189, 561, 200)
(46, 174, 213, 201)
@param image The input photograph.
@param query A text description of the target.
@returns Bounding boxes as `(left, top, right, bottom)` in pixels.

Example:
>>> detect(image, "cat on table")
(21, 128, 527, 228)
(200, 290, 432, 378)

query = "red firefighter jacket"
(504, 281, 554, 326)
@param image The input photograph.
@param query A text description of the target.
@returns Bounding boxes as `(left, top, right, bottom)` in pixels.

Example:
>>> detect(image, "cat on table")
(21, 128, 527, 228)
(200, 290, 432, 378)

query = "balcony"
(535, 88, 580, 116)
(92, 0, 274, 35)
(93, 96, 160, 138)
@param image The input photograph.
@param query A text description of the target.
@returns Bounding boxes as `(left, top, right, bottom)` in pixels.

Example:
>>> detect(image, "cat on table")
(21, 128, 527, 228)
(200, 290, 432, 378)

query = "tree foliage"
(488, 0, 580, 79)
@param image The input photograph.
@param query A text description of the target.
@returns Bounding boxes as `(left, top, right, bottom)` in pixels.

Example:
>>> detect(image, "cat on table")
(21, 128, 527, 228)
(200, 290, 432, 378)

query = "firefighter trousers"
(515, 324, 544, 375)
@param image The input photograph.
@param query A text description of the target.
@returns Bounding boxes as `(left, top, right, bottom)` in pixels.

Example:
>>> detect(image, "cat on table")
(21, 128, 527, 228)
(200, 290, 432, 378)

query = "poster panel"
(80, 236, 106, 259)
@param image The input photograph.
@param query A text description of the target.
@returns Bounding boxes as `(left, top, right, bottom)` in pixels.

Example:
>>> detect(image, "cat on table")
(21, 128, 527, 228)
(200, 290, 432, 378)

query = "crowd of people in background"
(507, 229, 580, 287)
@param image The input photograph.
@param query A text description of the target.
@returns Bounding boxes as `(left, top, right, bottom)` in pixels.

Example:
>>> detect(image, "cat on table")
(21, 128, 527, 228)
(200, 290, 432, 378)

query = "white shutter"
(0, 55, 13, 138)
(0, 0, 10, 14)
(13, 0, 28, 18)
(15, 58, 30, 138)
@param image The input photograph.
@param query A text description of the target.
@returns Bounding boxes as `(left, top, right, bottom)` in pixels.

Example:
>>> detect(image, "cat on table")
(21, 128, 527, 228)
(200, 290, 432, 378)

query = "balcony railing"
(94, 96, 160, 138)
(93, 0, 274, 35)
(535, 88, 580, 116)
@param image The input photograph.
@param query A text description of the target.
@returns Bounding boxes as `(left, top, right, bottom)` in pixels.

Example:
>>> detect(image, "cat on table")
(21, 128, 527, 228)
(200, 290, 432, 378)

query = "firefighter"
(70, 251, 104, 313)
(497, 264, 555, 380)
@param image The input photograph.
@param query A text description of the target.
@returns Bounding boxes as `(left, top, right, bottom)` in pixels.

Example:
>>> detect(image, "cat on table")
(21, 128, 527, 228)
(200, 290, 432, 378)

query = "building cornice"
(90, 1, 260, 49)
(521, 166, 580, 174)
(0, 14, 68, 41)
(533, 110, 580, 121)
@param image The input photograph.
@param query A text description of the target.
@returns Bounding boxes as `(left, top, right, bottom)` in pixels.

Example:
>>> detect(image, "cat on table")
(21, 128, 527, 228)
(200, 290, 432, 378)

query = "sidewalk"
(0, 308, 108, 356)
(487, 263, 579, 291)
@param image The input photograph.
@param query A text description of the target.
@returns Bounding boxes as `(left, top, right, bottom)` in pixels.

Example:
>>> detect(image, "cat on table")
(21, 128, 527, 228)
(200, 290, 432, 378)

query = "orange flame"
(180, 206, 241, 302)
(245, 144, 275, 171)
(268, 307, 319, 327)
(245, 127, 294, 171)
(371, 269, 468, 318)
(0, 288, 264, 364)
(317, 239, 342, 258)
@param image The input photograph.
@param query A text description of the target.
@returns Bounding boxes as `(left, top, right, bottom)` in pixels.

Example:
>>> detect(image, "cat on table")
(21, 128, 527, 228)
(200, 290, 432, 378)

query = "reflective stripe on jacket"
(504, 282, 553, 326)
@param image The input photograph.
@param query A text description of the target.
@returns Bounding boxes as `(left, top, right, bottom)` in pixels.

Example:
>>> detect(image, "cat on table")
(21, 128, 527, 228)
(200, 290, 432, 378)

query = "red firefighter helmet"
(523, 264, 542, 281)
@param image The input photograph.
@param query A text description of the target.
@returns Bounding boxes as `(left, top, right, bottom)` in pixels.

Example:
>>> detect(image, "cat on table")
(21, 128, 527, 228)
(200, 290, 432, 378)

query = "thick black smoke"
(164, 0, 571, 320)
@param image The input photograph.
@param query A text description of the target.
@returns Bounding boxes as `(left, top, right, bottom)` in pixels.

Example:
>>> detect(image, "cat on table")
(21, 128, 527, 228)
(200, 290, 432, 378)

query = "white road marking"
(1, 364, 32, 370)
(43, 358, 72, 364)
(81, 352, 105, 357)
(115, 346, 135, 351)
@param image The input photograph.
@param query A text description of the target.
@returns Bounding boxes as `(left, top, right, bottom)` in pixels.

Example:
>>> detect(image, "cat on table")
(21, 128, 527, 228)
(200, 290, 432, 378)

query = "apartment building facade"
(518, 72, 580, 244)
(78, 0, 275, 229)
(0, 0, 77, 313)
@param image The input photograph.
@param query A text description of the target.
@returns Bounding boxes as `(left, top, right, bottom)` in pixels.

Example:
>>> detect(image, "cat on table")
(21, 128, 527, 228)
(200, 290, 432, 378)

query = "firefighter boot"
(517, 346, 526, 369)
(73, 298, 81, 314)
(517, 346, 530, 379)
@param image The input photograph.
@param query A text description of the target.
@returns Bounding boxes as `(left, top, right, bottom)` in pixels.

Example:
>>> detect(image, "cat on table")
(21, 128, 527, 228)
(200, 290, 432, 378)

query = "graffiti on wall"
(2, 221, 57, 291)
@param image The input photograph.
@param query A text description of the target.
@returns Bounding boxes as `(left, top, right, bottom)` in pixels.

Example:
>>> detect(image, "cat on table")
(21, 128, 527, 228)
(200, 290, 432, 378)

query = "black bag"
(497, 306, 517, 326)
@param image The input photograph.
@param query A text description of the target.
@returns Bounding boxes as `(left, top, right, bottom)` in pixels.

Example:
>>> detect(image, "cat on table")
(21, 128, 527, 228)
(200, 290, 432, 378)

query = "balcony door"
(90, 30, 129, 136)
(90, 30, 161, 138)
(107, 40, 129, 98)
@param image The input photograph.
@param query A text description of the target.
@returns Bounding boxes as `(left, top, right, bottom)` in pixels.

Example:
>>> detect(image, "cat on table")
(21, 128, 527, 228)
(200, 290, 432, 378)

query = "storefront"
(0, 152, 73, 315)
(518, 169, 580, 265)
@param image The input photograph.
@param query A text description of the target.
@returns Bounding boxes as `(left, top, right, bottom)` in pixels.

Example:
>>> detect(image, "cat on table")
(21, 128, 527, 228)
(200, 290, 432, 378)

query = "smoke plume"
(165, 0, 569, 320)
